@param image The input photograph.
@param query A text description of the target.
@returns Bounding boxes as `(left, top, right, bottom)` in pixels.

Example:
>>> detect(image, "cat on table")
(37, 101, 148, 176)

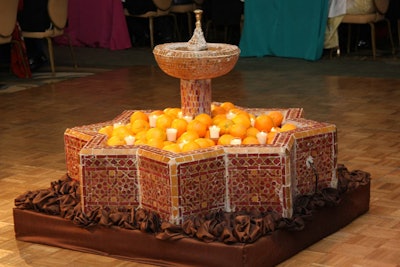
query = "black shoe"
(357, 40, 370, 49)
(29, 56, 48, 71)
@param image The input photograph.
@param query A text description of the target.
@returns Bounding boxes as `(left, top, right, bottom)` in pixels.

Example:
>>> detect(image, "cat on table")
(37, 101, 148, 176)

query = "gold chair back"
(0, 0, 19, 43)
(48, 0, 69, 29)
(153, 0, 173, 11)
(373, 0, 390, 14)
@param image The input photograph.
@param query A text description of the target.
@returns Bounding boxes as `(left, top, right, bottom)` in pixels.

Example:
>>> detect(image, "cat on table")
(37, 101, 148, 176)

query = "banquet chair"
(170, 0, 204, 40)
(204, 0, 244, 44)
(125, 0, 179, 48)
(398, 19, 400, 47)
(21, 0, 77, 75)
(0, 0, 30, 77)
(341, 0, 395, 59)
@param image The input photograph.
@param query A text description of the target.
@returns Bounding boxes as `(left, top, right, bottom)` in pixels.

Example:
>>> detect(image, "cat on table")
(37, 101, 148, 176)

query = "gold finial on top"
(194, 9, 203, 29)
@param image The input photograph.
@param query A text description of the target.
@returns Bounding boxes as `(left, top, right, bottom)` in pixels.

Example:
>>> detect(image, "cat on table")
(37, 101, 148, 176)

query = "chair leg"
(368, 22, 376, 59)
(384, 18, 395, 55)
(46, 37, 56, 75)
(187, 12, 193, 37)
(398, 19, 400, 48)
(171, 14, 182, 41)
(149, 17, 155, 48)
(347, 24, 352, 54)
(65, 33, 78, 69)
(205, 20, 212, 40)
(206, 21, 217, 41)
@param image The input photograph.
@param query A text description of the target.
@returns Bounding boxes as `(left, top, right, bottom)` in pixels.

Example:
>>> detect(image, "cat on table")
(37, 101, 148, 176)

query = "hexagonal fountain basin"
(64, 105, 337, 225)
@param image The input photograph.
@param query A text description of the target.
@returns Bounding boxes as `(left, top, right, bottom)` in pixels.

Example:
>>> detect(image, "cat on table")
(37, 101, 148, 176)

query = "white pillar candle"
(209, 125, 220, 139)
(183, 115, 193, 123)
(149, 114, 158, 127)
(124, 135, 135, 145)
(226, 111, 235, 120)
(166, 128, 178, 142)
(256, 131, 267, 145)
(113, 122, 123, 128)
(230, 138, 242, 145)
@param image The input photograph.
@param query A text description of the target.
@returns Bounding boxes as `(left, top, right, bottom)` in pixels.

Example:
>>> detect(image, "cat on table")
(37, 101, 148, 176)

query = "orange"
(242, 136, 260, 145)
(162, 143, 182, 153)
(130, 119, 150, 134)
(135, 130, 147, 142)
(147, 138, 164, 149)
(212, 114, 227, 126)
(177, 130, 199, 144)
(107, 135, 125, 146)
(232, 113, 252, 129)
(145, 127, 166, 141)
(112, 125, 133, 139)
(171, 118, 188, 138)
(156, 114, 173, 130)
(164, 107, 181, 119)
(187, 119, 207, 137)
(217, 134, 235, 145)
(150, 110, 164, 116)
(194, 138, 213, 148)
(195, 113, 213, 128)
(268, 111, 284, 127)
(254, 114, 274, 132)
(246, 127, 260, 137)
(163, 140, 174, 146)
(229, 123, 247, 139)
(205, 138, 216, 146)
(267, 132, 277, 144)
(130, 111, 148, 124)
(98, 125, 113, 138)
(217, 118, 234, 135)
(280, 123, 297, 132)
(134, 139, 147, 145)
(181, 140, 201, 152)
(229, 108, 248, 117)
(211, 106, 227, 117)
(220, 101, 235, 112)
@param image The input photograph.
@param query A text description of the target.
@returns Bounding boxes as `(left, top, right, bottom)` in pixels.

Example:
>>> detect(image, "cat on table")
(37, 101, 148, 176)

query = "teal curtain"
(239, 0, 329, 61)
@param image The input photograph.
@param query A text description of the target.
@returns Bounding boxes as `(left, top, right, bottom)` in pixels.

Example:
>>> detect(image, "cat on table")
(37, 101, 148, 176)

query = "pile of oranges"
(99, 102, 297, 153)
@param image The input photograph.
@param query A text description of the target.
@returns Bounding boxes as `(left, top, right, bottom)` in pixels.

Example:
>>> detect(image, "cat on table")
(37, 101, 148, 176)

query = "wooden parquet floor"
(0, 60, 400, 266)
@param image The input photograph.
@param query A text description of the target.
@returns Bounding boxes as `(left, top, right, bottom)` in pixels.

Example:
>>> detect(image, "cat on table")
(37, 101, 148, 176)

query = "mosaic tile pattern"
(225, 151, 286, 214)
(64, 128, 95, 181)
(80, 134, 140, 213)
(180, 79, 212, 117)
(153, 43, 240, 80)
(63, 106, 336, 224)
(138, 148, 226, 224)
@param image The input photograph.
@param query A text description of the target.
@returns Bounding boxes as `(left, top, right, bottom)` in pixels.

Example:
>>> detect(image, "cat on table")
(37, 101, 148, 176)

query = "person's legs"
(24, 38, 48, 71)
(18, 0, 50, 71)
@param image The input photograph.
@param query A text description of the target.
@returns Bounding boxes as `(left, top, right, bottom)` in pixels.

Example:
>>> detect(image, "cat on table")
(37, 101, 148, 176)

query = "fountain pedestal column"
(180, 79, 211, 117)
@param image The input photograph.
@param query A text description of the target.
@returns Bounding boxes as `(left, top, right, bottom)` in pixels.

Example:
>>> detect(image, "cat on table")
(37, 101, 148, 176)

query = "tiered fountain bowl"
(64, 10, 337, 225)
(153, 10, 240, 118)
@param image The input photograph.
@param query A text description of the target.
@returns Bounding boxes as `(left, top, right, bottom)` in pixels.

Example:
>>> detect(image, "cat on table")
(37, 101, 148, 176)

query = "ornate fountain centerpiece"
(153, 10, 240, 118)
(64, 10, 337, 226)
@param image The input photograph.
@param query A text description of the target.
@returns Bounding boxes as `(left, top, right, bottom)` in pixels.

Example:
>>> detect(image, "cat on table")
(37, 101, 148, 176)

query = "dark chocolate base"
(14, 182, 370, 267)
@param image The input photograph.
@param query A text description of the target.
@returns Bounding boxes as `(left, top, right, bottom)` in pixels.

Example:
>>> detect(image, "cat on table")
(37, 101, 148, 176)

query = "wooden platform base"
(13, 182, 370, 267)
